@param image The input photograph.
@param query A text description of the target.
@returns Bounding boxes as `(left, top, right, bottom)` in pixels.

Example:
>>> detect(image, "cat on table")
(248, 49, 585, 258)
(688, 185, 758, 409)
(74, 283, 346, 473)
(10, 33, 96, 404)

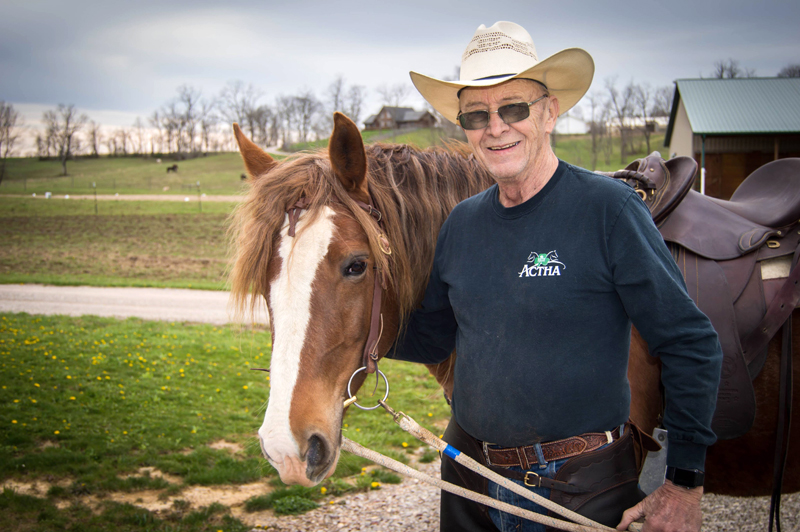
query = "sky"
(2, 0, 799, 151)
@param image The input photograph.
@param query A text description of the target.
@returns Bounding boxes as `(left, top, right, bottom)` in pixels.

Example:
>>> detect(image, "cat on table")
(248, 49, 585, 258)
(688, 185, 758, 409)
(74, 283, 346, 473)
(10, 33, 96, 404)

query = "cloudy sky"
(2, 0, 798, 145)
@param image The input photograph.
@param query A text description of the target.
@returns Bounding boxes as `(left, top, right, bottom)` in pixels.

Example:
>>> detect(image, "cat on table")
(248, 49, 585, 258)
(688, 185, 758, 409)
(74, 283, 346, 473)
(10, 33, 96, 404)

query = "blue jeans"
(487, 430, 621, 532)
(487, 455, 570, 532)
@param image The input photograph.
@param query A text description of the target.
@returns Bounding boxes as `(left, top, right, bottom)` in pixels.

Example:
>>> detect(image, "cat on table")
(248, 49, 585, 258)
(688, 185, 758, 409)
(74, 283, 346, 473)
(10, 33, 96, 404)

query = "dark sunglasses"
(457, 95, 549, 130)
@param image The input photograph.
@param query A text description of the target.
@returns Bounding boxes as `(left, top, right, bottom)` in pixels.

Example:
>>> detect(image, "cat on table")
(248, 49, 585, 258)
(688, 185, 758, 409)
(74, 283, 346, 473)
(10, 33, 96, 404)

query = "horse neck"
(368, 144, 494, 315)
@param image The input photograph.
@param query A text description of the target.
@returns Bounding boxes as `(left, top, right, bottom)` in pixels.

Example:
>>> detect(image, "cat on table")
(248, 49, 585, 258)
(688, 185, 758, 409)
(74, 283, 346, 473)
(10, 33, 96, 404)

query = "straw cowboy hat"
(410, 21, 594, 124)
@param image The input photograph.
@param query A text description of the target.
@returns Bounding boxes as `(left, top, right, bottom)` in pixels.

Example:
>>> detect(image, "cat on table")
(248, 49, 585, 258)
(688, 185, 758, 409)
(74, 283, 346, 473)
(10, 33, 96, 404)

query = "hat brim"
(410, 48, 594, 125)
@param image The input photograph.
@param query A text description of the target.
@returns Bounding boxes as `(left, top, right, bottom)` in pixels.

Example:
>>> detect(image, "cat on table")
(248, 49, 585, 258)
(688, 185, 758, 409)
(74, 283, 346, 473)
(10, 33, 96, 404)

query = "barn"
(664, 78, 800, 199)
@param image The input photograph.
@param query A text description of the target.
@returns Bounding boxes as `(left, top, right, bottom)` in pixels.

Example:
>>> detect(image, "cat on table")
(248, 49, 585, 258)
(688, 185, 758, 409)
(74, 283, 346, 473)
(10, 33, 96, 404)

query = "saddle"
(605, 153, 800, 440)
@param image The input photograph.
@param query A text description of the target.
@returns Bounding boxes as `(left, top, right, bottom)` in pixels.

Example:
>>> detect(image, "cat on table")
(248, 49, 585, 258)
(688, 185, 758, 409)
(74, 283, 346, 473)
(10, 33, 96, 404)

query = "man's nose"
(486, 111, 510, 136)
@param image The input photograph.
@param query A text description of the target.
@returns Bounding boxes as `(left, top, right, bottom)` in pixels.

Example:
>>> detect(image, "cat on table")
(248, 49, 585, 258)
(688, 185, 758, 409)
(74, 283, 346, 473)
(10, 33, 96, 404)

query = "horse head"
(230, 113, 401, 486)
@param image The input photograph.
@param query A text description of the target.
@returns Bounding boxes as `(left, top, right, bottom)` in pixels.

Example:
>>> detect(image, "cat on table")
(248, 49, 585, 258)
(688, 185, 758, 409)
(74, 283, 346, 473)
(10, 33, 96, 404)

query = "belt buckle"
(524, 471, 541, 488)
(482, 441, 492, 465)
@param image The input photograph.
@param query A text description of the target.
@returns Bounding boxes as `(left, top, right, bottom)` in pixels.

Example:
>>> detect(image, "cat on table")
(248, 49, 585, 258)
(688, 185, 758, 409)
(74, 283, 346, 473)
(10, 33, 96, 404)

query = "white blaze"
(259, 207, 336, 470)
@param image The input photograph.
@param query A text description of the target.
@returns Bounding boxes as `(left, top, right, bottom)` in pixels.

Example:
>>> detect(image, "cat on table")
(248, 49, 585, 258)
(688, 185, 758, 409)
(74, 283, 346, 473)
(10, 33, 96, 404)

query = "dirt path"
(0, 283, 268, 325)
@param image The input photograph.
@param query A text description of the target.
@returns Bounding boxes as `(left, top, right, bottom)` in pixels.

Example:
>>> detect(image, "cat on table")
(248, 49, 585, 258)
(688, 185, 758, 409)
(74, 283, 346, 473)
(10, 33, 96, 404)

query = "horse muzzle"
(258, 428, 340, 486)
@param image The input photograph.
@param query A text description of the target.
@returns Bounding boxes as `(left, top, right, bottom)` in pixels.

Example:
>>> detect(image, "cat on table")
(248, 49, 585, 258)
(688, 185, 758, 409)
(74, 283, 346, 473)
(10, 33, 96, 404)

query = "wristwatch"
(665, 466, 705, 488)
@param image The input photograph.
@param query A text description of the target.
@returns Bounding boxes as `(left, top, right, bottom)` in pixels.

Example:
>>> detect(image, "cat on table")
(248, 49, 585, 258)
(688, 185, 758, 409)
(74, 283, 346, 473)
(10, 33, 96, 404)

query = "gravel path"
(0, 284, 267, 325)
(252, 457, 799, 532)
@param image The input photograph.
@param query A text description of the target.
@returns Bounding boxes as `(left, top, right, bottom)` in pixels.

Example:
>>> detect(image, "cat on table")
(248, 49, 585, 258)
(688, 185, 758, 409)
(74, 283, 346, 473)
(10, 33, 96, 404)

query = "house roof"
(665, 77, 800, 144)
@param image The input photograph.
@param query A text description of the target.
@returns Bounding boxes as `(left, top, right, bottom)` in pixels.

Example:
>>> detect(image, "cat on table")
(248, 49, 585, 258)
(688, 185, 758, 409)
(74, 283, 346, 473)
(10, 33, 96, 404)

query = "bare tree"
(652, 86, 673, 117)
(345, 84, 367, 126)
(777, 64, 800, 78)
(199, 98, 219, 153)
(132, 117, 146, 155)
(43, 104, 88, 175)
(219, 80, 261, 138)
(605, 78, 636, 164)
(293, 90, 322, 143)
(711, 59, 756, 79)
(633, 82, 655, 154)
(377, 83, 412, 107)
(585, 92, 609, 171)
(86, 120, 103, 157)
(148, 110, 164, 154)
(0, 101, 23, 183)
(116, 128, 130, 155)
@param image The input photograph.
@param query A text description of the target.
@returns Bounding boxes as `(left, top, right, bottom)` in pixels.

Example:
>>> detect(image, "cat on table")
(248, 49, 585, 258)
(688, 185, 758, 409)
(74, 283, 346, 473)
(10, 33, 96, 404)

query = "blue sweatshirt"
(390, 160, 722, 471)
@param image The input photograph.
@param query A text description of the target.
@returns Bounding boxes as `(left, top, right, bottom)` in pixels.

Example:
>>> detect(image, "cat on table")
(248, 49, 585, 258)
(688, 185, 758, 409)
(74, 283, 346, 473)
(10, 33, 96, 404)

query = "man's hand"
(617, 480, 703, 532)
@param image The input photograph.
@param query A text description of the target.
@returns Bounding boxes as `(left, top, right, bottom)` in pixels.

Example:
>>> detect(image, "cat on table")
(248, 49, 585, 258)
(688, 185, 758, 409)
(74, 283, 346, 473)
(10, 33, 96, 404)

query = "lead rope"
(342, 391, 644, 532)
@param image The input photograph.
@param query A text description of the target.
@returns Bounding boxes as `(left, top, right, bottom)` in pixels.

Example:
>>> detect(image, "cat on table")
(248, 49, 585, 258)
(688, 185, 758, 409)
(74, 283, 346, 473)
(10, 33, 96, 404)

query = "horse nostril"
(306, 434, 328, 469)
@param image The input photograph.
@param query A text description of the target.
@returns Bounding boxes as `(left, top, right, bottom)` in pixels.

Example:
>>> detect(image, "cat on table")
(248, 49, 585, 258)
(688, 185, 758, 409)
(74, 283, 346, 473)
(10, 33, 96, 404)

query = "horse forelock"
(229, 142, 494, 327)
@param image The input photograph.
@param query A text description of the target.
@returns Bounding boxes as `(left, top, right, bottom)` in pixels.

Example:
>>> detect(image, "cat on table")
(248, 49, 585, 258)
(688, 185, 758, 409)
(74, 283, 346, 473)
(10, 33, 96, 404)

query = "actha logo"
(518, 250, 565, 277)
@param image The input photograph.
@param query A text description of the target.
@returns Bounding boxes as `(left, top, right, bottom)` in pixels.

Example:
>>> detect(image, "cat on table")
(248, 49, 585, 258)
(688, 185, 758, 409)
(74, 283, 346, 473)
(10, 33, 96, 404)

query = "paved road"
(0, 284, 268, 325)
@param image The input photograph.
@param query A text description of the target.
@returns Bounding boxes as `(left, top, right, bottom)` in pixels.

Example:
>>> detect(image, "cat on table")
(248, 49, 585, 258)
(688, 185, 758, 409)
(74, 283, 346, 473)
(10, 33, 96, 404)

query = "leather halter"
(285, 196, 390, 375)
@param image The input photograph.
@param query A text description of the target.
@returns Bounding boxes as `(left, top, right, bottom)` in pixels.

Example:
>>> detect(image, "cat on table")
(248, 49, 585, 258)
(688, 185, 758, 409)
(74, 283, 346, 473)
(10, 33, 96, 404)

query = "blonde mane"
(229, 141, 494, 325)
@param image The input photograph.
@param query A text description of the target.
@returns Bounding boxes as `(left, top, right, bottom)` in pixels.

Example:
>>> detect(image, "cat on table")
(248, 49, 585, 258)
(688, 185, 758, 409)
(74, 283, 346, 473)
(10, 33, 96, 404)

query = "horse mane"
(229, 141, 494, 326)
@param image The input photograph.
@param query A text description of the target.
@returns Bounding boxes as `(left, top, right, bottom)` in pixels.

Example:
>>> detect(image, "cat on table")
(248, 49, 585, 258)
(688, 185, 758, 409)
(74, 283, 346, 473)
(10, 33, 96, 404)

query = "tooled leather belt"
(483, 426, 621, 469)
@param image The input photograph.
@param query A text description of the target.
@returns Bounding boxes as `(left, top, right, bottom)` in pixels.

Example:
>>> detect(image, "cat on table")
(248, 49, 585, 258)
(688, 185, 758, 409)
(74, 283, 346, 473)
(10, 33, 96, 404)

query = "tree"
(711, 59, 756, 79)
(42, 104, 88, 176)
(777, 64, 800, 78)
(585, 91, 610, 171)
(605, 77, 636, 164)
(219, 80, 261, 139)
(377, 83, 412, 107)
(633, 82, 655, 154)
(132, 117, 146, 155)
(344, 85, 367, 126)
(86, 120, 102, 157)
(651, 86, 673, 117)
(0, 101, 23, 184)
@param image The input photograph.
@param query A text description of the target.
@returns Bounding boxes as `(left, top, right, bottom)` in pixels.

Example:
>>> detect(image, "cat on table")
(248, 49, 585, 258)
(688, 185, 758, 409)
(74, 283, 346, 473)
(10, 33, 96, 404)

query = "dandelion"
(54, 430, 60, 434)
(243, 385, 248, 390)
(428, 413, 433, 417)
(69, 396, 76, 400)
(402, 442, 409, 448)
(34, 383, 40, 387)
(11, 420, 16, 424)
(320, 487, 327, 495)
(123, 431, 128, 435)
(371, 482, 380, 488)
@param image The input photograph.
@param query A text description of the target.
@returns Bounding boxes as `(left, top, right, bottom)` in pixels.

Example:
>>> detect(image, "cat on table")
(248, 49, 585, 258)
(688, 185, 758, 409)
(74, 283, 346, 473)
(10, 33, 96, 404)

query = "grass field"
(0, 312, 451, 530)
(0, 153, 254, 196)
(0, 198, 234, 290)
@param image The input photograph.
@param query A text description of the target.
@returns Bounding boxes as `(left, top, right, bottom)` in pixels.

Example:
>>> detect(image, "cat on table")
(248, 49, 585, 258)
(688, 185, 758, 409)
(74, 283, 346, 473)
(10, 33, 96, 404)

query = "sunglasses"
(457, 95, 549, 130)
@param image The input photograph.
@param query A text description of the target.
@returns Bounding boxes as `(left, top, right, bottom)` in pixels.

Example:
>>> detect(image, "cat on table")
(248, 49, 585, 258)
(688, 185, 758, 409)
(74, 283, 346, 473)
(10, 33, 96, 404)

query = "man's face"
(459, 79, 558, 184)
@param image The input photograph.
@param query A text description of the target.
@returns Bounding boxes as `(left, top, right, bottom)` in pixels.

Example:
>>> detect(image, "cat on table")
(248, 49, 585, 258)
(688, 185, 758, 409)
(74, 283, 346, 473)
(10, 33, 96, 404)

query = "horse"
(229, 112, 799, 501)
(166, 164, 178, 173)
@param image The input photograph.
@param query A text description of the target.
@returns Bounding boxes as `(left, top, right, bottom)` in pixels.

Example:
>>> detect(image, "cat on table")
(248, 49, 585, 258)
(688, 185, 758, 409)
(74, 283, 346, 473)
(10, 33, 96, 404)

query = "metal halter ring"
(346, 367, 389, 410)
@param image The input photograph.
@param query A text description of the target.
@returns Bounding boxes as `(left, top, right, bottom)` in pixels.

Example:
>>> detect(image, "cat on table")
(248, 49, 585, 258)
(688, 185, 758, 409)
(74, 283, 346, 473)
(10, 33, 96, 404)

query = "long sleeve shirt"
(390, 160, 723, 471)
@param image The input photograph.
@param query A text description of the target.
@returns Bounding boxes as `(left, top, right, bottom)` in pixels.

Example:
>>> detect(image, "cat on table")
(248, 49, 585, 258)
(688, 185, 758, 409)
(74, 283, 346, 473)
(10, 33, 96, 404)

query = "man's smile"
(487, 141, 520, 151)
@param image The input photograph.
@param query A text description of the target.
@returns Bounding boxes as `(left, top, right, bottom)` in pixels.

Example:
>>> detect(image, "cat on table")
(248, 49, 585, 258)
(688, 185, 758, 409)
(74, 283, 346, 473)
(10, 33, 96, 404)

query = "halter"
(286, 195, 391, 375)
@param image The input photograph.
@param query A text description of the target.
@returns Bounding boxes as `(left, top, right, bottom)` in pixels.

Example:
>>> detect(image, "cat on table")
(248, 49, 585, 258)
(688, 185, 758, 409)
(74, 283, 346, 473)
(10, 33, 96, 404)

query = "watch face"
(668, 467, 704, 487)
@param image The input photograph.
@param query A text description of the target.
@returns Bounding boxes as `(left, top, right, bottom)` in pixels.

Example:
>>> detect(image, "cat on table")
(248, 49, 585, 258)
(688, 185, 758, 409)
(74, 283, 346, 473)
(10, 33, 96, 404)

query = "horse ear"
(329, 112, 368, 199)
(233, 123, 277, 179)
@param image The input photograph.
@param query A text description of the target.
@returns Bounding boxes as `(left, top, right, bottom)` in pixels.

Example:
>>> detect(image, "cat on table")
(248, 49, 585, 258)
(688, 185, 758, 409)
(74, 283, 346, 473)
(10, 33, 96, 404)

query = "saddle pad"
(659, 190, 777, 261)
(672, 246, 757, 440)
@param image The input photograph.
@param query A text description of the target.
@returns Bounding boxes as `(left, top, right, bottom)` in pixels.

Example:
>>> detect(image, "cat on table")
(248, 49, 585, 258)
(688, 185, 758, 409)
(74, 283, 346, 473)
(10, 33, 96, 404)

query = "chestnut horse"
(229, 112, 799, 498)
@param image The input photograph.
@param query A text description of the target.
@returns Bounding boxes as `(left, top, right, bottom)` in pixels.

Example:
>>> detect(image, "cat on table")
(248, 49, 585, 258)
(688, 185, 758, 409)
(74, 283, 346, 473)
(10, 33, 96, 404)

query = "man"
(389, 21, 723, 532)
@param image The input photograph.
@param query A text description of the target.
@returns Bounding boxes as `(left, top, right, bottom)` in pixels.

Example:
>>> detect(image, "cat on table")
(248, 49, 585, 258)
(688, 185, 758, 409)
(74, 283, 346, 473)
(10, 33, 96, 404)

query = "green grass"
(553, 133, 667, 172)
(0, 312, 452, 529)
(0, 198, 234, 290)
(0, 153, 253, 196)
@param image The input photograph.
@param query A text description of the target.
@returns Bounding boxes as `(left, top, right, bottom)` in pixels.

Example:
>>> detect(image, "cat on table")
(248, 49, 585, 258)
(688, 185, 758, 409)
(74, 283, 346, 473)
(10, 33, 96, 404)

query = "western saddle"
(603, 154, 800, 439)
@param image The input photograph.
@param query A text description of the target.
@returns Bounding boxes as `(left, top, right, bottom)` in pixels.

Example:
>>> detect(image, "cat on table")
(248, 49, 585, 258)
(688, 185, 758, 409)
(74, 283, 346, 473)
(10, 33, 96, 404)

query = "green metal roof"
(665, 78, 800, 144)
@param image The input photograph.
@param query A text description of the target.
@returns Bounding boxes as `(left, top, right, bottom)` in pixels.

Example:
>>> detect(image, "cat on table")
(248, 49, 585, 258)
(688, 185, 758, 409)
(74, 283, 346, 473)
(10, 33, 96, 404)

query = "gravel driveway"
(1, 283, 797, 531)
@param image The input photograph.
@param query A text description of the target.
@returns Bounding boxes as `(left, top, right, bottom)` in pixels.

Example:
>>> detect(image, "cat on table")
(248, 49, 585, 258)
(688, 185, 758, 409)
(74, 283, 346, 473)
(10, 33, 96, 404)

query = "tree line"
(0, 60, 798, 179)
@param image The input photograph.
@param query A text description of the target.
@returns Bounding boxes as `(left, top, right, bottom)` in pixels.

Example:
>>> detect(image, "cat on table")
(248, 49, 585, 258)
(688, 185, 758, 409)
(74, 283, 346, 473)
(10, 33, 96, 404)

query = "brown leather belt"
(483, 426, 620, 469)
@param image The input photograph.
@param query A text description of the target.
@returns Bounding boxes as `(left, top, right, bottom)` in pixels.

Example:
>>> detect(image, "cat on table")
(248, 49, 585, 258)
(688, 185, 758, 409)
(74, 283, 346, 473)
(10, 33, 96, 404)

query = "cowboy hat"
(410, 21, 594, 124)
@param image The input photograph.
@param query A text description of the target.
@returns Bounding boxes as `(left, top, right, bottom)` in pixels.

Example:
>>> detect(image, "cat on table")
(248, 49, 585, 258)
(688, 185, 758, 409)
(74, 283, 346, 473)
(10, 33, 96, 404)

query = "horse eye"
(344, 261, 368, 276)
